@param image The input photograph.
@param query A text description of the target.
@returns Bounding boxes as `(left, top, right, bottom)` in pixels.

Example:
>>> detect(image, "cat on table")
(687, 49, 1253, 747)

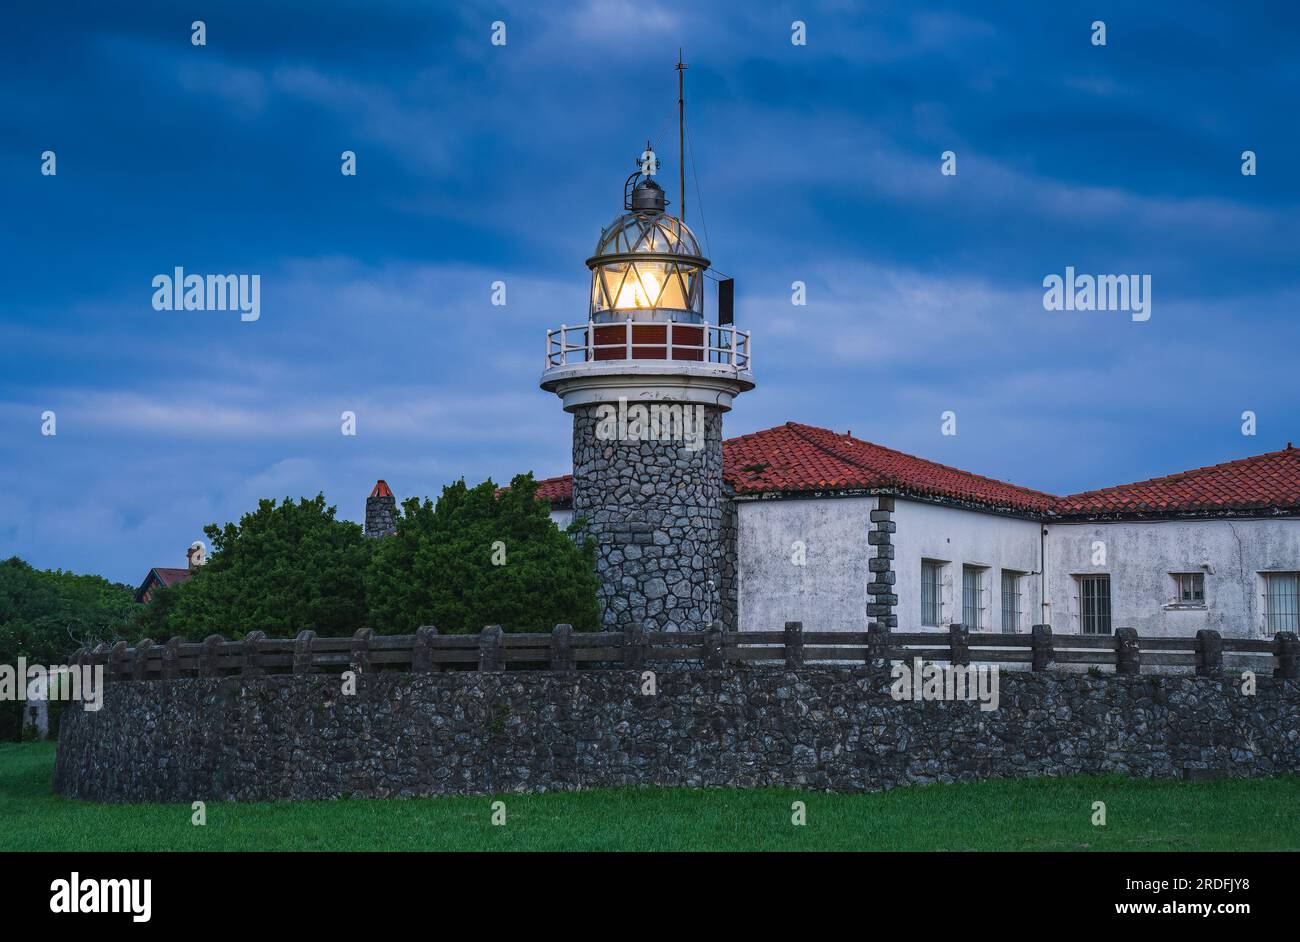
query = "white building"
(536, 423, 1300, 639)
(526, 145, 1299, 640)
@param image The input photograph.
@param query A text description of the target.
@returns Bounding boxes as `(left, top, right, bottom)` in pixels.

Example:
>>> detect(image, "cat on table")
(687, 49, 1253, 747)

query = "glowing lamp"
(585, 161, 709, 360)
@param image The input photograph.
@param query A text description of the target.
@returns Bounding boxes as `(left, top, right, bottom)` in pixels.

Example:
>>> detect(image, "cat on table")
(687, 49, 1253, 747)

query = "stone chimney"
(365, 480, 398, 538)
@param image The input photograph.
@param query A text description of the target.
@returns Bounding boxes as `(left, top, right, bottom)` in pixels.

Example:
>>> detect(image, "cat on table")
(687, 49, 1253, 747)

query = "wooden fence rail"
(67, 623, 1300, 682)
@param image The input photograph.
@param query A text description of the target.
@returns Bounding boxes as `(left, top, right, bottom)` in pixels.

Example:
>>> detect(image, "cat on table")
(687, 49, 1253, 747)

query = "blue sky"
(3, 0, 1298, 584)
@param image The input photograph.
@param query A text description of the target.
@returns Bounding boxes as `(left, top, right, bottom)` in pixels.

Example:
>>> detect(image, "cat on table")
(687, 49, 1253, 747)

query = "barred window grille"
(921, 560, 942, 627)
(1001, 570, 1022, 634)
(1263, 572, 1300, 634)
(1078, 574, 1112, 635)
(962, 566, 984, 630)
(1172, 572, 1204, 604)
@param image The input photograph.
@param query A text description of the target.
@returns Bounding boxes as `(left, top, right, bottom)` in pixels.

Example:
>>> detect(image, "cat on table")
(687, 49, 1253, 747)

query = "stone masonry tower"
(364, 480, 397, 538)
(541, 151, 754, 631)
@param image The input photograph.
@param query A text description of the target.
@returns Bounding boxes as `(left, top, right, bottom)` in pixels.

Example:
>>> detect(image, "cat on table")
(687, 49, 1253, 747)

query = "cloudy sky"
(3, 0, 1298, 584)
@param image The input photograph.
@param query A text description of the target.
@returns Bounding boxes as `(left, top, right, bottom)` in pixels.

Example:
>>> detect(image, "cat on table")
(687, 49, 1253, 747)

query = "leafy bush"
(365, 474, 600, 634)
(162, 495, 372, 641)
(135, 476, 601, 639)
(0, 557, 134, 740)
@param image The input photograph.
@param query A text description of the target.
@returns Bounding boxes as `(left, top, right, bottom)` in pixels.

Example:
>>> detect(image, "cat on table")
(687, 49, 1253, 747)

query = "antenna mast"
(676, 50, 687, 221)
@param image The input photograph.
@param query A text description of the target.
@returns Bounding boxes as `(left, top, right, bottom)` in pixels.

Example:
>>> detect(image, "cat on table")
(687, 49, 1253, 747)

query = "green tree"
(365, 474, 600, 634)
(0, 557, 134, 661)
(131, 582, 182, 640)
(162, 495, 372, 641)
(0, 557, 134, 740)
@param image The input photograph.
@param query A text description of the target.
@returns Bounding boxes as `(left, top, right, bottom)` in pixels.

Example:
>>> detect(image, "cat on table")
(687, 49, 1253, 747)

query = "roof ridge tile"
(534, 426, 1300, 517)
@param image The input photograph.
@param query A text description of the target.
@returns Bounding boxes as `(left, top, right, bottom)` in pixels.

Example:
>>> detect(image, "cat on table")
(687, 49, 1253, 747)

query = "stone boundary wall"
(54, 667, 1299, 803)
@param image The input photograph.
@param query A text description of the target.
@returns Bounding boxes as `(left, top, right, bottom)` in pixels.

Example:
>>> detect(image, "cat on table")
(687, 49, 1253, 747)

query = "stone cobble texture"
(571, 404, 726, 631)
(54, 668, 1300, 802)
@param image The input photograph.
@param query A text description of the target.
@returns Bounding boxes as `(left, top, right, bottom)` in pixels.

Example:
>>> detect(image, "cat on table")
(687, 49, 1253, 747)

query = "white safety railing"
(544, 321, 751, 371)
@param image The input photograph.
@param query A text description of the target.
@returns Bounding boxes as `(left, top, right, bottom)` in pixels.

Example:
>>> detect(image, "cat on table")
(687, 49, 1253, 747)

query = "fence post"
(624, 622, 647, 669)
(479, 625, 504, 672)
(1195, 629, 1223, 677)
(1274, 630, 1300, 680)
(350, 627, 373, 674)
(241, 630, 266, 677)
(162, 637, 181, 679)
(704, 620, 725, 669)
(551, 624, 574, 672)
(948, 623, 970, 667)
(200, 635, 224, 678)
(69, 648, 87, 695)
(413, 625, 439, 673)
(131, 638, 154, 681)
(784, 621, 804, 669)
(1115, 627, 1140, 675)
(866, 621, 888, 668)
(293, 630, 316, 675)
(89, 644, 107, 684)
(108, 641, 128, 683)
(1030, 624, 1053, 672)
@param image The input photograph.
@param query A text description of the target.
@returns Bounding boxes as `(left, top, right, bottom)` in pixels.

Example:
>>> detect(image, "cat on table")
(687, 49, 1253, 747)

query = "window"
(1001, 570, 1023, 634)
(921, 560, 943, 627)
(1263, 572, 1300, 634)
(962, 566, 985, 630)
(1172, 572, 1204, 606)
(1078, 574, 1112, 635)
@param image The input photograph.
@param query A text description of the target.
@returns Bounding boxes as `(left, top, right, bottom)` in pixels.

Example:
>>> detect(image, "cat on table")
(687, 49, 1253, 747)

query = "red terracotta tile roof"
(534, 474, 574, 506)
(727, 422, 1057, 512)
(370, 480, 393, 498)
(152, 567, 193, 587)
(723, 424, 867, 497)
(532, 423, 1300, 517)
(1056, 445, 1300, 515)
(134, 566, 193, 603)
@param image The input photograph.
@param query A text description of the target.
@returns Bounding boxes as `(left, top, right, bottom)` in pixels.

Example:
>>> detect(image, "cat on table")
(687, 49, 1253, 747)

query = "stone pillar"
(866, 496, 898, 628)
(365, 480, 397, 538)
(1031, 624, 1054, 672)
(1275, 631, 1300, 680)
(717, 492, 739, 630)
(1115, 626, 1140, 674)
(1195, 629, 1223, 677)
(571, 403, 725, 632)
(948, 623, 970, 667)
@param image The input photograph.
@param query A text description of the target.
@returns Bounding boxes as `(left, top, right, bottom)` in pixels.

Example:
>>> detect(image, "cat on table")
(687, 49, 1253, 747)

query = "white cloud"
(175, 59, 269, 116)
(562, 0, 681, 41)
(269, 65, 458, 174)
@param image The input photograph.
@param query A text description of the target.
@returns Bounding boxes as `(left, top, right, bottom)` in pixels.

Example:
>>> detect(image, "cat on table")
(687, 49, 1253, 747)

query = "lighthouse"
(540, 147, 754, 631)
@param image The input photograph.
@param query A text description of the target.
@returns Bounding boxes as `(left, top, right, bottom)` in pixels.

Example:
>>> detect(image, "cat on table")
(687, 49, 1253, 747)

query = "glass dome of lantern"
(587, 155, 710, 326)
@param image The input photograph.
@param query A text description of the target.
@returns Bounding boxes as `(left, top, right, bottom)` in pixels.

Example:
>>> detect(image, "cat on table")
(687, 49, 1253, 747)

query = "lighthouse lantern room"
(587, 159, 709, 364)
(541, 147, 753, 412)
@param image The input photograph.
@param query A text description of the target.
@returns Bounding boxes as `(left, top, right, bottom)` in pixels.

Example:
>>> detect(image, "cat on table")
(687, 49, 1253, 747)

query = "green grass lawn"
(4, 742, 1297, 851)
